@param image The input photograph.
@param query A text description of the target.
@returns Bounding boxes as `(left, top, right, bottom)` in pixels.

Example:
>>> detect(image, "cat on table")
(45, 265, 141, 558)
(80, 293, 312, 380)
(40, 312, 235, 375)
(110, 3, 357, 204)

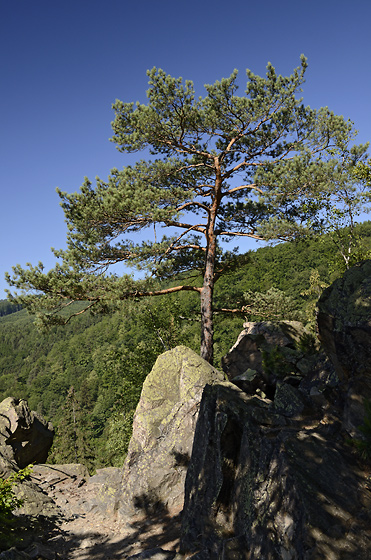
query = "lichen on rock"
(117, 346, 226, 520)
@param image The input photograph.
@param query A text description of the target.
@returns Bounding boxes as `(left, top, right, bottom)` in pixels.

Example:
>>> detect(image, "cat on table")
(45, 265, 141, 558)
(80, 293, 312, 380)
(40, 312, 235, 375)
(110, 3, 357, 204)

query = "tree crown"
(6, 57, 369, 348)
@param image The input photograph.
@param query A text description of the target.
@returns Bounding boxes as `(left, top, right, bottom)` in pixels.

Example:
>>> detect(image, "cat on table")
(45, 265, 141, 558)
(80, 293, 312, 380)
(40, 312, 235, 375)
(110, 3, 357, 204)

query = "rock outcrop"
(177, 264, 371, 558)
(0, 399, 60, 556)
(221, 320, 337, 417)
(2, 262, 371, 559)
(0, 397, 54, 472)
(221, 321, 323, 399)
(222, 321, 313, 379)
(317, 260, 371, 382)
(117, 346, 226, 520)
(0, 397, 58, 520)
(179, 382, 371, 559)
(317, 260, 371, 435)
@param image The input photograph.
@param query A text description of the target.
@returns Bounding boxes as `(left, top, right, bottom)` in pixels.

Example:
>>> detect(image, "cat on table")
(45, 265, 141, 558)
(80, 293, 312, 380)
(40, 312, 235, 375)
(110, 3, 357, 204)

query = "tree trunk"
(200, 275, 214, 364)
(200, 162, 223, 365)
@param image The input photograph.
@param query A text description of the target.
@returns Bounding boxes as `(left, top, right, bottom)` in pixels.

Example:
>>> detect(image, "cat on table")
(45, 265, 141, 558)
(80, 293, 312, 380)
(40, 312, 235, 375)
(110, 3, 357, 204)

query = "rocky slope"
(1, 261, 371, 559)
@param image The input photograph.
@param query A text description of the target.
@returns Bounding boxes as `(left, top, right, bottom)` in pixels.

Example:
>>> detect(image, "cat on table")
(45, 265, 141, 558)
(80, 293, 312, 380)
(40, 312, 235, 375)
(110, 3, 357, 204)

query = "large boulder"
(221, 321, 330, 406)
(180, 382, 371, 559)
(0, 397, 54, 471)
(317, 260, 371, 434)
(317, 259, 371, 381)
(0, 398, 59, 540)
(118, 346, 226, 520)
(222, 321, 313, 379)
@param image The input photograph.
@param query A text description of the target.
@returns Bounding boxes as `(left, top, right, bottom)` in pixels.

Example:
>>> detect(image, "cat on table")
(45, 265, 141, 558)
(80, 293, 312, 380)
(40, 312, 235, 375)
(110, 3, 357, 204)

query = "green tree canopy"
(300, 149, 371, 271)
(6, 56, 368, 363)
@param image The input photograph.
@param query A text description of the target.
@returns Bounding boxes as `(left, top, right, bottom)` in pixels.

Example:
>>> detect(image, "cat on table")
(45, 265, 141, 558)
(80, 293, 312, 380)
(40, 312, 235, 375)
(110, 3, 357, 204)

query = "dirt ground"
(20, 464, 182, 559)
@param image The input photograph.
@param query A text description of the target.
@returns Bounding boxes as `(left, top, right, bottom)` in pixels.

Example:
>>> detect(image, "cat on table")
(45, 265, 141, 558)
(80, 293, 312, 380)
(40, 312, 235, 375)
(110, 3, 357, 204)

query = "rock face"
(317, 260, 371, 434)
(180, 382, 371, 559)
(0, 398, 59, 549)
(220, 320, 336, 415)
(222, 321, 312, 377)
(0, 397, 54, 471)
(221, 321, 320, 399)
(3, 257, 371, 558)
(177, 265, 371, 558)
(317, 259, 371, 381)
(118, 346, 226, 520)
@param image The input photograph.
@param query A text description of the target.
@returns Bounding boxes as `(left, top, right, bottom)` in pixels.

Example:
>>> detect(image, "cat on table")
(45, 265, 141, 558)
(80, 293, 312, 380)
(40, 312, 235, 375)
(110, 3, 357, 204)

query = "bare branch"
(164, 220, 206, 234)
(217, 230, 264, 240)
(172, 244, 206, 252)
(159, 224, 206, 263)
(56, 301, 97, 323)
(176, 200, 210, 213)
(130, 284, 202, 297)
(226, 184, 264, 195)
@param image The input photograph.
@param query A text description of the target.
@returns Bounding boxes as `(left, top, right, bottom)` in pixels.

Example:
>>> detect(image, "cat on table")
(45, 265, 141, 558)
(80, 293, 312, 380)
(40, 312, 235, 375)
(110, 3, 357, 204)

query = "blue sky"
(1, 0, 371, 297)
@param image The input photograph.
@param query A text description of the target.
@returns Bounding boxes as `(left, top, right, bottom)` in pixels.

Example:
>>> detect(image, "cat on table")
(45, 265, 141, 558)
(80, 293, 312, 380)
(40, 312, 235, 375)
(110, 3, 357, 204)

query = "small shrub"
(262, 345, 292, 379)
(0, 466, 32, 525)
(295, 331, 319, 355)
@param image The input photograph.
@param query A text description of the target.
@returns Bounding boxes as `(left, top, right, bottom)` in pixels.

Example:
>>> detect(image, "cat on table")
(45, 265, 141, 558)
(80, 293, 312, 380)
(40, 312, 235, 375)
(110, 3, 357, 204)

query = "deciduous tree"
(306, 150, 371, 271)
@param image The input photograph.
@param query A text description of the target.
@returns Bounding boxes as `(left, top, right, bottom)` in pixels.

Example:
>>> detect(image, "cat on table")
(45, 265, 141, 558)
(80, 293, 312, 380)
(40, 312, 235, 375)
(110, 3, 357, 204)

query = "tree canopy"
(6, 56, 369, 363)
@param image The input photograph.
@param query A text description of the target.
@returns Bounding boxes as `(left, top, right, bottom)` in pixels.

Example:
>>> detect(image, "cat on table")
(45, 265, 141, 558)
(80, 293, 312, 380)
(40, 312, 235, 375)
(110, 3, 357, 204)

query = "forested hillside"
(0, 300, 22, 317)
(1, 222, 371, 469)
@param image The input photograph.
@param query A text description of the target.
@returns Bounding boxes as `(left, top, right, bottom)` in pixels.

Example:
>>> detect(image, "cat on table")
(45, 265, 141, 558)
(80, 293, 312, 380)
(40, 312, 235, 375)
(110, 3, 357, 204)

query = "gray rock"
(83, 466, 123, 515)
(0, 399, 59, 519)
(317, 260, 371, 381)
(24, 543, 56, 560)
(12, 479, 60, 518)
(317, 260, 371, 435)
(221, 321, 312, 380)
(0, 397, 54, 469)
(180, 381, 371, 559)
(0, 549, 31, 560)
(118, 346, 226, 520)
(221, 322, 320, 406)
(273, 382, 305, 417)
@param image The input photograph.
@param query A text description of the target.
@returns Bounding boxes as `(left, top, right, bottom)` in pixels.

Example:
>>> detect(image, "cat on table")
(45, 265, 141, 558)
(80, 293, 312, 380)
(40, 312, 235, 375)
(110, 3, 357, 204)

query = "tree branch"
(217, 230, 264, 240)
(164, 220, 206, 234)
(176, 201, 211, 213)
(226, 184, 264, 195)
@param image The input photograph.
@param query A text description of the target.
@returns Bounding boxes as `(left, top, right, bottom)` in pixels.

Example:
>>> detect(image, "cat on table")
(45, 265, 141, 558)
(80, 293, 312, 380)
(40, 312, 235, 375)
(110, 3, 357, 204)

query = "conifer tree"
(49, 386, 94, 469)
(6, 57, 368, 363)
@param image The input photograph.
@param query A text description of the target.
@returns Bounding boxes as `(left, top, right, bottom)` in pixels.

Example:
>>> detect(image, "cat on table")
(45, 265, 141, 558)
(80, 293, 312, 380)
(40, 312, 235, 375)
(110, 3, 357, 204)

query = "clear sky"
(1, 0, 371, 297)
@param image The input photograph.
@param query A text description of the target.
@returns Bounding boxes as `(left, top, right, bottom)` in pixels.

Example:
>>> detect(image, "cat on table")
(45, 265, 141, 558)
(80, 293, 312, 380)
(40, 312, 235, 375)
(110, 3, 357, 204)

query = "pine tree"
(49, 386, 94, 469)
(6, 57, 368, 363)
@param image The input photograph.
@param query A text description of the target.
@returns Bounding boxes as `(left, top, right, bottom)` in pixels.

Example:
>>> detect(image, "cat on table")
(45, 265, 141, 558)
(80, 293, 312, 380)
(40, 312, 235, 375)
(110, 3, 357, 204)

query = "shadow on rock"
(180, 382, 371, 559)
(47, 493, 181, 560)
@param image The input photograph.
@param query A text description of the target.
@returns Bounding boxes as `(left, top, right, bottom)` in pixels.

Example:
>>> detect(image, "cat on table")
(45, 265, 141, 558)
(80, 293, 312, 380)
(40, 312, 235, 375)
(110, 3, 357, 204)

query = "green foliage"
(1, 221, 371, 468)
(102, 409, 135, 466)
(242, 287, 302, 321)
(0, 300, 22, 317)
(6, 58, 368, 363)
(352, 158, 371, 186)
(294, 331, 318, 355)
(0, 466, 32, 524)
(309, 149, 371, 271)
(300, 269, 329, 327)
(262, 346, 293, 379)
(328, 231, 371, 275)
(48, 386, 95, 471)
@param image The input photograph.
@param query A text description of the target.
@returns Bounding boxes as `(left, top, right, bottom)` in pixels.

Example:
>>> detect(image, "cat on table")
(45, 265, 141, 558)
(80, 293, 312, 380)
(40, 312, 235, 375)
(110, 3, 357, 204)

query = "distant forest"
(1, 222, 371, 470)
(0, 301, 22, 317)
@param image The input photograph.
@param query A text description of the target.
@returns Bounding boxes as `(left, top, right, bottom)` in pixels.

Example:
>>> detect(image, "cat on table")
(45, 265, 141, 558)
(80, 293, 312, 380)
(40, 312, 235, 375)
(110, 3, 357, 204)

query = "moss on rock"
(118, 346, 226, 519)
